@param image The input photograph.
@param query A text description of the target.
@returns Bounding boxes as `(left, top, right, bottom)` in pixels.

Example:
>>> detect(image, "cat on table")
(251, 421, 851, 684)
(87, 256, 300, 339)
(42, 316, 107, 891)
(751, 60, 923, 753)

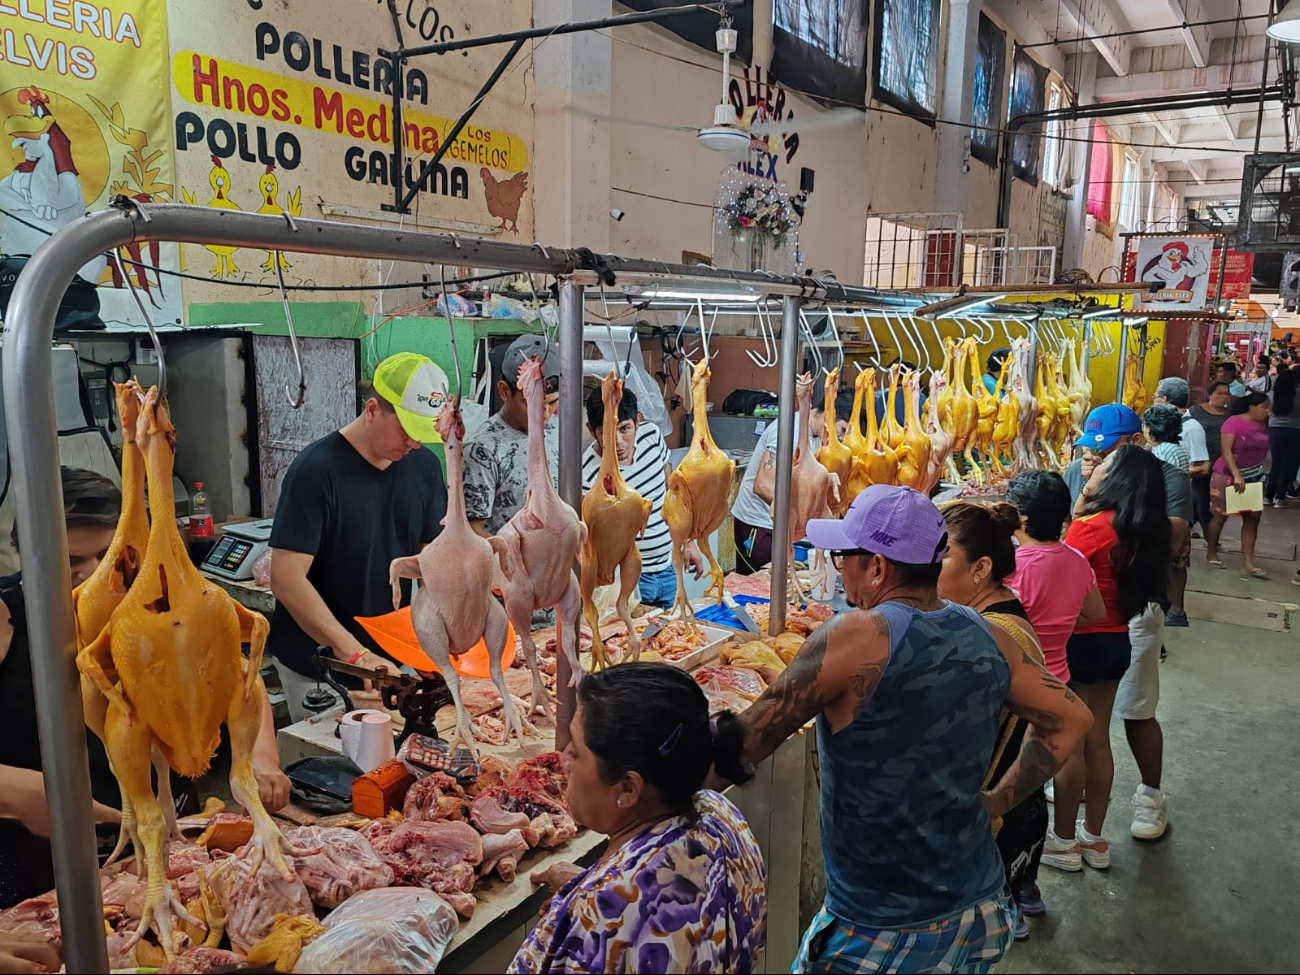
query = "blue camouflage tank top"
(817, 600, 1011, 927)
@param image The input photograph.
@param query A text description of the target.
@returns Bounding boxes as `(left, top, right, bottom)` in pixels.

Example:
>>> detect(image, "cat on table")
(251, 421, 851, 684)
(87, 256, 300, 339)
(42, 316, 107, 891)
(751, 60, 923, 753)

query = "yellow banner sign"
(171, 51, 527, 173)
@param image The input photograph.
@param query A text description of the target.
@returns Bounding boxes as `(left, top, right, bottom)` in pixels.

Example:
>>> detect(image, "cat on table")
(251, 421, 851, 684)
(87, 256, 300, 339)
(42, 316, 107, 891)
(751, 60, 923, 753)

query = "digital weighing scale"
(200, 518, 274, 581)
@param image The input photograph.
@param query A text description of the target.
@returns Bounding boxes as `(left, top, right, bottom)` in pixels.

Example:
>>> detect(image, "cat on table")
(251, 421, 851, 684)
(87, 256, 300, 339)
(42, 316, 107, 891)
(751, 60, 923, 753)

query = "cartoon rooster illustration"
(255, 165, 301, 273)
(480, 168, 528, 234)
(180, 156, 243, 278)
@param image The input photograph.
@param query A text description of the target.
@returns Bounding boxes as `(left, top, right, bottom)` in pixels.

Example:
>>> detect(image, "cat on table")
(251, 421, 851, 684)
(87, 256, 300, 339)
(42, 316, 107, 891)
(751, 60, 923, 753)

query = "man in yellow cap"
(268, 352, 450, 720)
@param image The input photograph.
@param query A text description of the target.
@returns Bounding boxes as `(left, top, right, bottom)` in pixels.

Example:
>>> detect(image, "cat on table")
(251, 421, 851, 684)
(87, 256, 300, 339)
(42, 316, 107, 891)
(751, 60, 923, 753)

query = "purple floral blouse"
(508, 790, 767, 974)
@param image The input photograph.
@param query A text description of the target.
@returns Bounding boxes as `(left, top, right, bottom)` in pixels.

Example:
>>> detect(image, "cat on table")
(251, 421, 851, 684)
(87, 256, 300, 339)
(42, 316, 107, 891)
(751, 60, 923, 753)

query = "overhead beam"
(1185, 158, 1208, 185)
(1095, 39, 1267, 100)
(1149, 138, 1274, 162)
(1058, 0, 1131, 78)
(1166, 0, 1211, 69)
(1147, 113, 1182, 146)
(1212, 105, 1238, 141)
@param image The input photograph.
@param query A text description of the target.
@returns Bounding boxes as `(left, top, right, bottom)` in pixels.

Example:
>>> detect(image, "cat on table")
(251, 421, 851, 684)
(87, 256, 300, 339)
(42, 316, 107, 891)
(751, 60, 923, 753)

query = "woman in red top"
(1206, 390, 1272, 579)
(1043, 445, 1170, 875)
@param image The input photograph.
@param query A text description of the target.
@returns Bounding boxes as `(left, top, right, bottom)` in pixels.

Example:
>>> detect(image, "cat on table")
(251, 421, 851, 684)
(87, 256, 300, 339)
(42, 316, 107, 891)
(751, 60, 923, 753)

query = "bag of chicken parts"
(292, 887, 458, 974)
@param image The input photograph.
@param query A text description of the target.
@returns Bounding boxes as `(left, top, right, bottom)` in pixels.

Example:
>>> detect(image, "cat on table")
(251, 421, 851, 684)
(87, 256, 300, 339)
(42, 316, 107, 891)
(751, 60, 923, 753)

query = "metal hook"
(676, 302, 702, 361)
(859, 311, 885, 370)
(798, 310, 825, 377)
(121, 247, 166, 399)
(532, 242, 550, 259)
(824, 307, 846, 376)
(745, 302, 778, 367)
(439, 264, 464, 403)
(878, 312, 907, 369)
(902, 313, 932, 372)
(698, 299, 721, 363)
(282, 210, 298, 234)
(275, 259, 306, 408)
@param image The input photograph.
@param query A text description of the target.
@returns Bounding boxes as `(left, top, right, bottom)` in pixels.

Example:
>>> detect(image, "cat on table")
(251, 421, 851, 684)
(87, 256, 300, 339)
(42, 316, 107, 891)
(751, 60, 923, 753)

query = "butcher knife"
(722, 593, 761, 633)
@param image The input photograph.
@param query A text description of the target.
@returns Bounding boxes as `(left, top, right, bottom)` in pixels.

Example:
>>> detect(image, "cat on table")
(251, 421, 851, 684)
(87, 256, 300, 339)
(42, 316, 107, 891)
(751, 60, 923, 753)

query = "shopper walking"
(714, 485, 1092, 974)
(1143, 404, 1194, 628)
(1189, 381, 1233, 536)
(1045, 445, 1170, 873)
(938, 501, 1051, 942)
(1265, 366, 1300, 507)
(1206, 390, 1273, 579)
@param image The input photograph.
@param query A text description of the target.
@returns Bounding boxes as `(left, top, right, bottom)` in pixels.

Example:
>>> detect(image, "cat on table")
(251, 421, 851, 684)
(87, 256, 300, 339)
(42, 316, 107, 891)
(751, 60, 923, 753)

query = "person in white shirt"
(581, 386, 703, 608)
(1153, 377, 1209, 629)
(730, 390, 851, 574)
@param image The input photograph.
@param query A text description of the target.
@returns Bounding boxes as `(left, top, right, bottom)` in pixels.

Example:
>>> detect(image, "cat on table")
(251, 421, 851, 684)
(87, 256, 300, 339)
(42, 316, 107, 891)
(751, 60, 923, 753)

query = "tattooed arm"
(982, 622, 1094, 819)
(753, 449, 778, 504)
(726, 611, 892, 775)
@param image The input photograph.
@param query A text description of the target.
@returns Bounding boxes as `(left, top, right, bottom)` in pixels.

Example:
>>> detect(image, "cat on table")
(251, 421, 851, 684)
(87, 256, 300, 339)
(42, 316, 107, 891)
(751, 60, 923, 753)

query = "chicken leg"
(579, 371, 652, 668)
(391, 398, 522, 753)
(921, 369, 955, 494)
(773, 374, 839, 603)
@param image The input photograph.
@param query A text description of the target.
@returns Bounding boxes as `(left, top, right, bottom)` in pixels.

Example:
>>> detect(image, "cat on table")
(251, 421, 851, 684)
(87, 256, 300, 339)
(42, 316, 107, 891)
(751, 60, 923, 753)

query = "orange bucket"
(354, 607, 516, 680)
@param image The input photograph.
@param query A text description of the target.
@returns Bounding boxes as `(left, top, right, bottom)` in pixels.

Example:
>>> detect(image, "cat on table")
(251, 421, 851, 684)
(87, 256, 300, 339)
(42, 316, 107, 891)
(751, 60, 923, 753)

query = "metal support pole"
(382, 0, 406, 214)
(2, 219, 128, 974)
(769, 295, 802, 636)
(1115, 321, 1131, 404)
(555, 281, 584, 749)
(395, 37, 526, 214)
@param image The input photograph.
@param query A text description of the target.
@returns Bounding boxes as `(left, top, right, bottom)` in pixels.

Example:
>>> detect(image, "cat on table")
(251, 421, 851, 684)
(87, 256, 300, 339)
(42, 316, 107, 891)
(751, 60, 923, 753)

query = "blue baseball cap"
(1077, 403, 1142, 452)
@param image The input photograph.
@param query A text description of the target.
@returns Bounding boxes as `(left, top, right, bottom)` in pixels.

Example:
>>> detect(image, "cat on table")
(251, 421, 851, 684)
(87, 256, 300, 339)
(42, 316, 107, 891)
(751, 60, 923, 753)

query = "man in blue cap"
(1062, 402, 1145, 508)
(711, 485, 1092, 973)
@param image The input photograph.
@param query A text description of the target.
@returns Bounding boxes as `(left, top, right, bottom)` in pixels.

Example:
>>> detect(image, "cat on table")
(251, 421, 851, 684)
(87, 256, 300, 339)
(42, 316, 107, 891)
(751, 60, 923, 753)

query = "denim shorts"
(637, 565, 678, 609)
(1065, 629, 1133, 685)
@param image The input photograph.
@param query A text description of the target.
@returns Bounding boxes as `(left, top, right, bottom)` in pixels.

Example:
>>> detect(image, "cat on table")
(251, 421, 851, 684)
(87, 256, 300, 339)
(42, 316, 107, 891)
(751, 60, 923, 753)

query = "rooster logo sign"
(481, 167, 528, 234)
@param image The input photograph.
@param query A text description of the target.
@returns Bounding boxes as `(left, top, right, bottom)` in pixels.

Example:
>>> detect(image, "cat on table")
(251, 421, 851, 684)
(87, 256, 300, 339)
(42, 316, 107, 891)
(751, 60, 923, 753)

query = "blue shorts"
(637, 565, 678, 609)
(793, 893, 1014, 974)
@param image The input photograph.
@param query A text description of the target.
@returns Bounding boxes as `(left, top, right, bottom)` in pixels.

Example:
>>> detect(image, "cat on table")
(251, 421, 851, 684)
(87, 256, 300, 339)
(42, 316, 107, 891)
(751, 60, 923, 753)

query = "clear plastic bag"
(251, 549, 273, 588)
(292, 887, 459, 974)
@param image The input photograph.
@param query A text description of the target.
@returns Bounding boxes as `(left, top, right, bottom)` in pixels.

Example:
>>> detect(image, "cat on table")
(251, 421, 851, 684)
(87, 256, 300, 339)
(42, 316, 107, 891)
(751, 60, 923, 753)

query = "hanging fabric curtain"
(970, 13, 1007, 166)
(1009, 45, 1048, 183)
(772, 0, 870, 106)
(1087, 119, 1118, 237)
(872, 0, 942, 120)
(619, 0, 754, 62)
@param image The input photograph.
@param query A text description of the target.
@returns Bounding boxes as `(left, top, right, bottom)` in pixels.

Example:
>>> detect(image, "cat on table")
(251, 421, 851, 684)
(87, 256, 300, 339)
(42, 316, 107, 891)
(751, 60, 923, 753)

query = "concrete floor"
(996, 505, 1299, 975)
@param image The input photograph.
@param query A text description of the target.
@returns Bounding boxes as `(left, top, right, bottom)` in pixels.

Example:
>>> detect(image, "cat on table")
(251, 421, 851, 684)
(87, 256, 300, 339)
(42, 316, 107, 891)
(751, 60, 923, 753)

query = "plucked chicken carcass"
(937, 337, 958, 431)
(389, 398, 521, 753)
(969, 346, 1000, 485)
(1034, 353, 1061, 471)
(1122, 351, 1149, 415)
(662, 360, 735, 621)
(204, 843, 314, 955)
(815, 369, 854, 516)
(287, 826, 395, 910)
(246, 912, 326, 973)
(773, 375, 839, 601)
(921, 369, 956, 493)
(360, 819, 483, 917)
(721, 640, 787, 684)
(948, 338, 980, 478)
(1046, 356, 1074, 466)
(881, 364, 906, 452)
(1008, 340, 1041, 473)
(480, 829, 530, 883)
(493, 356, 587, 700)
(403, 772, 471, 823)
(896, 370, 933, 491)
(860, 368, 899, 487)
(580, 371, 652, 669)
(1063, 337, 1092, 442)
(840, 368, 874, 503)
(990, 357, 1020, 474)
(77, 387, 299, 960)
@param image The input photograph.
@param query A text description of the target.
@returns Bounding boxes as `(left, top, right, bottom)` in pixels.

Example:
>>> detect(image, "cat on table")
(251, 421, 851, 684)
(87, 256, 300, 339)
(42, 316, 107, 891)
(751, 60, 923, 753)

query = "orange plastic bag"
(354, 607, 516, 679)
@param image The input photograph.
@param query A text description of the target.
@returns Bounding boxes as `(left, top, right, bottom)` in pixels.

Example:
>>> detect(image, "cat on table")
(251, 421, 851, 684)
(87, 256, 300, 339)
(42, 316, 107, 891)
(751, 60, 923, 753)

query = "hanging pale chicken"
(1034, 353, 1061, 471)
(1064, 337, 1092, 443)
(970, 342, 1000, 486)
(662, 360, 736, 622)
(921, 368, 957, 493)
(77, 387, 303, 961)
(1047, 355, 1074, 466)
(815, 368, 854, 516)
(578, 371, 652, 669)
(773, 374, 839, 601)
(1009, 339, 1041, 473)
(895, 369, 932, 491)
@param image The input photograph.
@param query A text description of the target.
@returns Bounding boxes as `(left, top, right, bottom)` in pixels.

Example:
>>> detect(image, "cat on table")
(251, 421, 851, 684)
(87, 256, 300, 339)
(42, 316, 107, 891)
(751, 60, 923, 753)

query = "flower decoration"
(721, 181, 799, 243)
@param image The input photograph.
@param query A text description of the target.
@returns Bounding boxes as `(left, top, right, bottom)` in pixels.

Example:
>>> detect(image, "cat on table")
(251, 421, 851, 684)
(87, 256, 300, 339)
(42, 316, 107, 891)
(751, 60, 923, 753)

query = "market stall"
(2, 202, 1159, 972)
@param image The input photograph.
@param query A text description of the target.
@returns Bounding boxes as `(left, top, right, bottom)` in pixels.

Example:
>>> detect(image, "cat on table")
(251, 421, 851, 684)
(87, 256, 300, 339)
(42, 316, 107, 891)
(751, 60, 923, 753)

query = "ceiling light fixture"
(915, 288, 1007, 320)
(1267, 1, 1300, 43)
(1076, 304, 1122, 320)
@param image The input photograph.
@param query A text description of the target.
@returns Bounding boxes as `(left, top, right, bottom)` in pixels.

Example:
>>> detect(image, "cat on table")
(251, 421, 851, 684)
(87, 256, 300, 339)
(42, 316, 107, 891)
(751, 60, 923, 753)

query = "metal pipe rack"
(4, 202, 1095, 967)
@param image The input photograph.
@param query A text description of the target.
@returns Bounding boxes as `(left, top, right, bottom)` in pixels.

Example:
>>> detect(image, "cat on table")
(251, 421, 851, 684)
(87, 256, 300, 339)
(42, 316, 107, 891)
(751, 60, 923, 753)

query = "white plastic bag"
(292, 887, 459, 974)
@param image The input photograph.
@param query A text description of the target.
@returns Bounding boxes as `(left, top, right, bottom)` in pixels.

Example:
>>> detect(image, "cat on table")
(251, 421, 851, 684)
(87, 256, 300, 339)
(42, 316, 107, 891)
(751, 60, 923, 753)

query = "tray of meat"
(594, 618, 733, 671)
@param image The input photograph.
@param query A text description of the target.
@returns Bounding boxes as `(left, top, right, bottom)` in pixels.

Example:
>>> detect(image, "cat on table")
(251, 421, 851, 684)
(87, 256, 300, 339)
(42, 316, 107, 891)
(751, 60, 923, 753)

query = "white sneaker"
(1076, 823, 1110, 869)
(1044, 779, 1054, 803)
(1040, 830, 1082, 872)
(1131, 784, 1169, 840)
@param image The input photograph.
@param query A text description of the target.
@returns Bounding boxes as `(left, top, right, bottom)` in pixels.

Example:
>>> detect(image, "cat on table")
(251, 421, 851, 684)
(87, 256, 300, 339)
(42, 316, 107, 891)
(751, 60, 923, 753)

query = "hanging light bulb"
(1268, 1, 1300, 43)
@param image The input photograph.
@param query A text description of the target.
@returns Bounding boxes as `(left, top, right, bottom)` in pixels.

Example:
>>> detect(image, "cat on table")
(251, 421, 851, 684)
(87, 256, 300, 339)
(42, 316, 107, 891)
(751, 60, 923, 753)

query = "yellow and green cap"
(372, 352, 450, 443)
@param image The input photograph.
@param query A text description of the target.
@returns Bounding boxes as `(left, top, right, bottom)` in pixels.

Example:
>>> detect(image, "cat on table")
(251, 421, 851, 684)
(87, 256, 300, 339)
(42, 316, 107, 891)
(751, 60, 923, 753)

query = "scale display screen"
(206, 535, 252, 574)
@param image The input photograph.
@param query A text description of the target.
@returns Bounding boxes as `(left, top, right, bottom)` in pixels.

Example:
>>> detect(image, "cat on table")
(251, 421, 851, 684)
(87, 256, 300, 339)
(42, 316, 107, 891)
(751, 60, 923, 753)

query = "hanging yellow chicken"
(1122, 351, 1150, 416)
(842, 368, 875, 503)
(895, 369, 932, 491)
(815, 369, 854, 516)
(1063, 337, 1092, 444)
(860, 367, 900, 487)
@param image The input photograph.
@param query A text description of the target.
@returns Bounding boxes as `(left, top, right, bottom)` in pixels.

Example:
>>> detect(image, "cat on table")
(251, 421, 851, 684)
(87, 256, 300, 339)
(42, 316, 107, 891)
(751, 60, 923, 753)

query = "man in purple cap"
(712, 485, 1092, 973)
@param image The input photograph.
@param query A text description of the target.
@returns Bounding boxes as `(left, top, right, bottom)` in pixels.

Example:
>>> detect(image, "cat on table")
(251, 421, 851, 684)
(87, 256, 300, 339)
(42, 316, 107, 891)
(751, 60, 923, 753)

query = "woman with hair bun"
(509, 662, 766, 974)
(937, 501, 1050, 942)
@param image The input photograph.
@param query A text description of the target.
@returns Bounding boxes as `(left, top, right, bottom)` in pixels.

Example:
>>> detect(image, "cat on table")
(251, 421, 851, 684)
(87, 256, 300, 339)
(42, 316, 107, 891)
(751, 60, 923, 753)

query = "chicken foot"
(582, 546, 643, 670)
(410, 598, 478, 754)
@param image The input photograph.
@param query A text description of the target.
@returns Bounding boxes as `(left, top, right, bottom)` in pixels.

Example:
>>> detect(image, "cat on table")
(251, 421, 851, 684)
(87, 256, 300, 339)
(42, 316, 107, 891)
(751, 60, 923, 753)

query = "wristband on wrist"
(347, 650, 365, 665)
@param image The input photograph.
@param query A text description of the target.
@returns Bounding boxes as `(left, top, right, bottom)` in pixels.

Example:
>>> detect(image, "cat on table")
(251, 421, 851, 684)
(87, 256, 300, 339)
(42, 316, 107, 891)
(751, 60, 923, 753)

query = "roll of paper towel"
(339, 709, 395, 772)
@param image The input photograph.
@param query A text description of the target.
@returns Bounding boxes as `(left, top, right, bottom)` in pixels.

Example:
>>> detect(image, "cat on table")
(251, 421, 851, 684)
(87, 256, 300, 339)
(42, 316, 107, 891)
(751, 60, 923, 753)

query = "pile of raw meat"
(0, 751, 574, 973)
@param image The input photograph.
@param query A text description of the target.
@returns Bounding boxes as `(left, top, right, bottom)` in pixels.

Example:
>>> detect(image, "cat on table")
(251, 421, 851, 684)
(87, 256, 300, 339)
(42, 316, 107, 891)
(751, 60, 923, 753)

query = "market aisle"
(995, 529, 1299, 974)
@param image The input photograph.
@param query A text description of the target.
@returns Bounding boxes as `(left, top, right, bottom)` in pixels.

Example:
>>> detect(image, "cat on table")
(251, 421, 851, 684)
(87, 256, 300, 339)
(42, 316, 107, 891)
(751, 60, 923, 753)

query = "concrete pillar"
(935, 0, 982, 213)
(1062, 52, 1098, 271)
(532, 0, 612, 251)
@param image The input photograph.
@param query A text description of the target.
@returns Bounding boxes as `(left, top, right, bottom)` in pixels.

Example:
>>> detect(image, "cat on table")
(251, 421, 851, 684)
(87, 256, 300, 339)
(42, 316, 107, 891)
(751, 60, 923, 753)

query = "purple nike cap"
(806, 484, 949, 565)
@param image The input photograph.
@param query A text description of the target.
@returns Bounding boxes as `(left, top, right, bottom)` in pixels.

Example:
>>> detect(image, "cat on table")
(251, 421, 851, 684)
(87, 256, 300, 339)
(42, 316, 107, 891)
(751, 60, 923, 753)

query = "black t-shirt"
(0, 575, 122, 908)
(269, 432, 447, 678)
